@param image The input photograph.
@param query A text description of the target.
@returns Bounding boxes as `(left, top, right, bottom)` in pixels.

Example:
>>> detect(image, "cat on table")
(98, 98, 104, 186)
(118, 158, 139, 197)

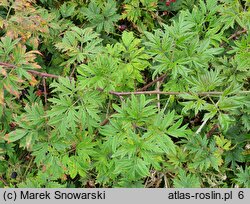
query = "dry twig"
(0, 62, 59, 79)
(0, 177, 8, 186)
(228, 28, 247, 40)
(42, 77, 48, 107)
(138, 74, 167, 91)
(109, 90, 250, 96)
(27, 70, 59, 79)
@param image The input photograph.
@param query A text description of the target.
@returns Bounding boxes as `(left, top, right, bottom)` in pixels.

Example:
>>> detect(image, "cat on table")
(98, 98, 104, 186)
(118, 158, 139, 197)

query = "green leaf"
(60, 2, 76, 18)
(235, 166, 250, 187)
(185, 135, 223, 171)
(4, 129, 27, 143)
(135, 158, 149, 177)
(55, 27, 102, 66)
(77, 137, 96, 161)
(173, 169, 201, 188)
(68, 158, 78, 179)
(167, 119, 188, 138)
(225, 146, 245, 169)
(214, 135, 232, 151)
(83, 0, 120, 33)
(218, 113, 234, 132)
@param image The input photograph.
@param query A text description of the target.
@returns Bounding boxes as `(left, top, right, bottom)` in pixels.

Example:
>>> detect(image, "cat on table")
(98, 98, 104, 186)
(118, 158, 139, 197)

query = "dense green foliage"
(0, 0, 249, 188)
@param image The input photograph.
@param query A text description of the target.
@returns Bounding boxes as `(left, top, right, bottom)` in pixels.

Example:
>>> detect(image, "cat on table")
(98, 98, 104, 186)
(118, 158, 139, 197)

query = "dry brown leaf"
(3, 83, 20, 98)
(0, 67, 7, 76)
(29, 75, 39, 86)
(0, 88, 4, 105)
